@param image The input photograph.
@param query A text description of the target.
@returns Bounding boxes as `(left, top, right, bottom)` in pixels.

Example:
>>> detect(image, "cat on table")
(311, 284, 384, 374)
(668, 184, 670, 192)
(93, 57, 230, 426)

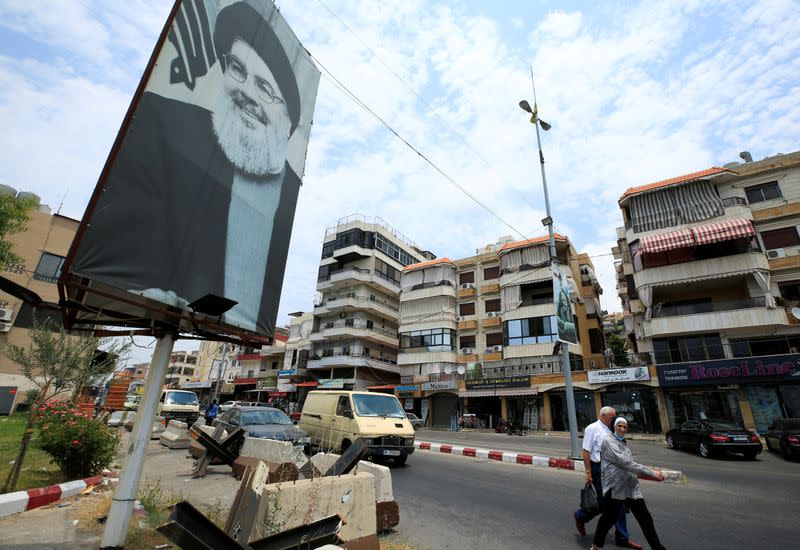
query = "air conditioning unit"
(0, 308, 12, 322)
(484, 348, 494, 354)
(460, 282, 474, 290)
(486, 311, 499, 318)
(492, 345, 503, 352)
(460, 347, 474, 354)
(0, 322, 11, 333)
(455, 316, 463, 322)
(767, 249, 786, 259)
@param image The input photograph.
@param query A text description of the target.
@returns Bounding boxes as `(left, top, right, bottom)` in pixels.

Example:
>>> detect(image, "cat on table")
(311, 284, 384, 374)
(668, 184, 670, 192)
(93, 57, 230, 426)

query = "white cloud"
(536, 10, 583, 40)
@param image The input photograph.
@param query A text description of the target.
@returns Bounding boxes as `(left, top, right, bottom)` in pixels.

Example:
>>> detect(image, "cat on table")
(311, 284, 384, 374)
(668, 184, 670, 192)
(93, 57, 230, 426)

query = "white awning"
(458, 387, 538, 398)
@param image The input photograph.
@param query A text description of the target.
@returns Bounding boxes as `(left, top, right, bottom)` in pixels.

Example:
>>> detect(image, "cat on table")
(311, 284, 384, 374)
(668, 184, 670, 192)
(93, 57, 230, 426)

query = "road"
(391, 435, 799, 549)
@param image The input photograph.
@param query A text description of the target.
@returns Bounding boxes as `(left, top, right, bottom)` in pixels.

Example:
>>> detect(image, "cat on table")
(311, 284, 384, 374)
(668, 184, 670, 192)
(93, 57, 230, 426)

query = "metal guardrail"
(652, 297, 766, 318)
(722, 196, 747, 207)
(324, 213, 418, 248)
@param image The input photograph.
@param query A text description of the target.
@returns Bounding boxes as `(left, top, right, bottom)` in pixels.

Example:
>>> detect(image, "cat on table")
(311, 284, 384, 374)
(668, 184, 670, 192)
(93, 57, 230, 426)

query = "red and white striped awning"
(638, 228, 695, 254)
(692, 218, 755, 245)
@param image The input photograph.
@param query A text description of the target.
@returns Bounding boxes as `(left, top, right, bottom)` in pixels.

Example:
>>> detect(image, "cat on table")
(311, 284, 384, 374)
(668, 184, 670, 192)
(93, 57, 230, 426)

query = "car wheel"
(340, 439, 351, 452)
(698, 441, 713, 458)
(765, 438, 774, 452)
(666, 435, 676, 449)
(781, 441, 793, 460)
(394, 455, 408, 467)
(413, 424, 420, 431)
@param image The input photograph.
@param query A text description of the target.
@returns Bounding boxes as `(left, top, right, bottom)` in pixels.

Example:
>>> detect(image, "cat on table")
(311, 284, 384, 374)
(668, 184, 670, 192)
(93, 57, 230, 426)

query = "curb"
(0, 475, 105, 518)
(414, 441, 686, 483)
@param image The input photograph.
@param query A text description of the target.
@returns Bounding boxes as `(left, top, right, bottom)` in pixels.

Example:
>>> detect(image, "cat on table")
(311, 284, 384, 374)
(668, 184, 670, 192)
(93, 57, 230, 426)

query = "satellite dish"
(444, 365, 453, 374)
(792, 307, 800, 321)
(457, 365, 466, 375)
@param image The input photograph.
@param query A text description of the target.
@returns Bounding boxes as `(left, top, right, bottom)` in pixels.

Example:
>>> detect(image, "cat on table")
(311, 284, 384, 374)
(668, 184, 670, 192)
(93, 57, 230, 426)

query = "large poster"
(552, 263, 577, 344)
(67, 0, 320, 337)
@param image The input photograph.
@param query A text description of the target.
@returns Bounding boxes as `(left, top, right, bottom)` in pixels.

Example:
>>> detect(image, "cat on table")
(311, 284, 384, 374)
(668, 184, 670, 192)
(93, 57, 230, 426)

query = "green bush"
(35, 400, 119, 479)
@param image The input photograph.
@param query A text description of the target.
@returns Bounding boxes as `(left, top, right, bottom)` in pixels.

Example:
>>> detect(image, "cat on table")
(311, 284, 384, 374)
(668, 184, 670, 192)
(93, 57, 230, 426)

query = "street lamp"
(519, 78, 581, 459)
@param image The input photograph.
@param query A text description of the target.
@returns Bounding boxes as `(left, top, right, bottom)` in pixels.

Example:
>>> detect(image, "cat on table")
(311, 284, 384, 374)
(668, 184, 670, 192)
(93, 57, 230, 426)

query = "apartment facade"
(309, 215, 433, 391)
(0, 190, 79, 413)
(165, 350, 199, 388)
(613, 150, 800, 433)
(396, 235, 610, 431)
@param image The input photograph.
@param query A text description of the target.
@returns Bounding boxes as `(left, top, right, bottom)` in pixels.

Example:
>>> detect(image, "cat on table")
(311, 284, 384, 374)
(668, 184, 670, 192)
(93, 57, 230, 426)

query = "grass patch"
(0, 413, 65, 491)
(380, 532, 426, 549)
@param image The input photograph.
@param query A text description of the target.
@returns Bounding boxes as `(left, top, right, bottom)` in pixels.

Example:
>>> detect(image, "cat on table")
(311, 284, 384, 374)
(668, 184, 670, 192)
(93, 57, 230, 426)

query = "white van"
(299, 390, 415, 465)
(157, 390, 200, 424)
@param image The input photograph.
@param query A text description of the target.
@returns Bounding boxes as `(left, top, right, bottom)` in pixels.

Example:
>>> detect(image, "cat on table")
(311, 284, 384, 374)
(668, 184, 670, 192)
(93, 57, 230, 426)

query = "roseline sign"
(465, 376, 531, 390)
(657, 354, 800, 387)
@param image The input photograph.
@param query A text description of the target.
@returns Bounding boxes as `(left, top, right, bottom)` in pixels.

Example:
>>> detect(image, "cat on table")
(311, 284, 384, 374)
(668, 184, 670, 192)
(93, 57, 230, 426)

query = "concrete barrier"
(239, 436, 293, 463)
(150, 416, 166, 440)
(107, 410, 133, 427)
(122, 412, 136, 430)
(159, 419, 190, 449)
(250, 472, 378, 549)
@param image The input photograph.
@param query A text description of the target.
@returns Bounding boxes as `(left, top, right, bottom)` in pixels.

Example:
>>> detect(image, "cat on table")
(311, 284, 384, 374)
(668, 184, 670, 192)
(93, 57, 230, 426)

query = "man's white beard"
(211, 91, 290, 176)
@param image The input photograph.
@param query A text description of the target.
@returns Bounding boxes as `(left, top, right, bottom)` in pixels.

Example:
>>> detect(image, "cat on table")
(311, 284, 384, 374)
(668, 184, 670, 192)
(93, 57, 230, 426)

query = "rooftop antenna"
(56, 190, 68, 215)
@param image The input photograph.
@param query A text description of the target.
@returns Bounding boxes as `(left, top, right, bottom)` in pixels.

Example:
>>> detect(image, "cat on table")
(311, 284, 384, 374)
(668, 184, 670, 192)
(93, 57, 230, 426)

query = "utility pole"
(212, 343, 229, 403)
(519, 69, 581, 459)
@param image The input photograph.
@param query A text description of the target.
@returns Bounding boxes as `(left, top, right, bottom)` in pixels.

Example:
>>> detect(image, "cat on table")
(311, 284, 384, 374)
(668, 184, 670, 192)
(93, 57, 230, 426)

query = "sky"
(1, 0, 799, 366)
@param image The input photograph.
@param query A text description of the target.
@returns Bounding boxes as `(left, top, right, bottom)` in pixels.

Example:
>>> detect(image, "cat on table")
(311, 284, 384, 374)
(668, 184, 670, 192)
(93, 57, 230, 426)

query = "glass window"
(459, 271, 475, 284)
(761, 227, 800, 249)
(485, 332, 503, 347)
(485, 299, 501, 313)
(242, 410, 292, 425)
(745, 181, 781, 204)
(503, 316, 557, 346)
(459, 302, 475, 316)
(460, 335, 476, 348)
(164, 391, 198, 405)
(483, 266, 500, 280)
(33, 252, 65, 284)
(335, 396, 352, 417)
(352, 394, 405, 418)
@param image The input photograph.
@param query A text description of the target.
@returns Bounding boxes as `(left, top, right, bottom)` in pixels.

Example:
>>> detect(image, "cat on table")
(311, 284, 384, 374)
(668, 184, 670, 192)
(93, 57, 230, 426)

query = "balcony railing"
(308, 352, 398, 366)
(429, 372, 465, 381)
(318, 266, 370, 282)
(652, 297, 766, 318)
(320, 320, 397, 337)
(722, 196, 747, 207)
(323, 293, 399, 312)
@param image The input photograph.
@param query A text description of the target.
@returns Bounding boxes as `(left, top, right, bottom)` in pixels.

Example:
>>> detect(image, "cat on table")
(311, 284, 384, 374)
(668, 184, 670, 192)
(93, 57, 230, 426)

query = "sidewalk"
(413, 429, 686, 482)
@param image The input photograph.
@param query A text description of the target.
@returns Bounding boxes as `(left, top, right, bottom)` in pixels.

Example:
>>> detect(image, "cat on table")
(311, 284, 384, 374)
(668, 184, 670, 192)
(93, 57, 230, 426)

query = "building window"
(483, 266, 500, 280)
(485, 299, 501, 313)
(375, 259, 401, 285)
(503, 316, 558, 346)
(485, 332, 503, 347)
(459, 271, 475, 284)
(652, 334, 724, 364)
(399, 328, 456, 352)
(779, 281, 800, 301)
(374, 233, 416, 266)
(588, 328, 605, 354)
(745, 181, 781, 204)
(761, 227, 800, 250)
(33, 252, 65, 284)
(459, 302, 475, 316)
(459, 334, 476, 349)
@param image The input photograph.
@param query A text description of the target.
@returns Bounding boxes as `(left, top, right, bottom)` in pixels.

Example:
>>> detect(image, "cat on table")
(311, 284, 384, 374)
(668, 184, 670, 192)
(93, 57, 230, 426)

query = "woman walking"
(591, 417, 666, 550)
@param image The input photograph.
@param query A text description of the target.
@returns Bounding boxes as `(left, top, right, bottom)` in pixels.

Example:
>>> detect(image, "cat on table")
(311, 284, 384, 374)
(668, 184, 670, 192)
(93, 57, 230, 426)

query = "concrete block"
(123, 412, 136, 430)
(311, 453, 393, 503)
(240, 436, 293, 463)
(159, 420, 190, 449)
(249, 472, 377, 547)
(107, 410, 134, 427)
(150, 416, 166, 439)
(231, 457, 299, 482)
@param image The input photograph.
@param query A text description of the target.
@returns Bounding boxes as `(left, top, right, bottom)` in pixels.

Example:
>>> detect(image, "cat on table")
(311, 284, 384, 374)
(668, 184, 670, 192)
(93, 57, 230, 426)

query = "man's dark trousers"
(576, 461, 630, 543)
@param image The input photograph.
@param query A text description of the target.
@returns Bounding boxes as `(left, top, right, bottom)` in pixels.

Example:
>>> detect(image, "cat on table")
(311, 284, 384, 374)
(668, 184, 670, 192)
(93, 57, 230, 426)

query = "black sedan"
(765, 418, 800, 460)
(665, 419, 762, 459)
(213, 406, 310, 448)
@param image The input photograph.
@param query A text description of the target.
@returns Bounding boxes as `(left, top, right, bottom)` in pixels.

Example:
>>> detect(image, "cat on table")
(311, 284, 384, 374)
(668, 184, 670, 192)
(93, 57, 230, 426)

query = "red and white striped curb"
(414, 441, 685, 482)
(0, 475, 104, 518)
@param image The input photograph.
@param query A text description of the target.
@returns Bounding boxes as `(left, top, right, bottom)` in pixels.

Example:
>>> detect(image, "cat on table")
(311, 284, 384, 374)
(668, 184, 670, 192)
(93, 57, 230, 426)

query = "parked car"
(765, 418, 800, 459)
(665, 419, 762, 459)
(212, 406, 310, 450)
(406, 412, 423, 430)
(218, 400, 242, 412)
(157, 390, 199, 425)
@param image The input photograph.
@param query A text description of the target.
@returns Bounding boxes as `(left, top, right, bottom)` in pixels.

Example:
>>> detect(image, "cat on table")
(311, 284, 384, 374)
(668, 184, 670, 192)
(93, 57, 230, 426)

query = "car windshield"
(352, 395, 405, 418)
(781, 420, 800, 430)
(165, 392, 198, 405)
(242, 410, 292, 426)
(705, 422, 742, 431)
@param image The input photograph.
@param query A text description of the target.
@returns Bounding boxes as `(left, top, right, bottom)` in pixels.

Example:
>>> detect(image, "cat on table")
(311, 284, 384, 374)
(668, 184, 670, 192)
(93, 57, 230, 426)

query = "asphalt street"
(392, 439, 799, 550)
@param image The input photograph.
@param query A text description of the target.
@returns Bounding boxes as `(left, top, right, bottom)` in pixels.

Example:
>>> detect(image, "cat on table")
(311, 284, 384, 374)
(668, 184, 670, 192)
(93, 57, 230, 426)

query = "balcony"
(309, 321, 399, 347)
(481, 283, 500, 294)
(397, 349, 458, 365)
(458, 286, 477, 299)
(401, 281, 456, 301)
(457, 319, 477, 330)
(307, 353, 400, 374)
(502, 301, 556, 322)
(483, 351, 503, 361)
(481, 316, 502, 328)
(633, 252, 769, 289)
(317, 266, 400, 293)
(318, 294, 399, 318)
(429, 372, 465, 382)
(647, 300, 788, 337)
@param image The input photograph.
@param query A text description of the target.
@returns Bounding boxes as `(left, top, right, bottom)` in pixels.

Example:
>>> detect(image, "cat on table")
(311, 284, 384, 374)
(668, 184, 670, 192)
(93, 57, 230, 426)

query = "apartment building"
(165, 350, 199, 388)
(396, 234, 608, 431)
(0, 189, 79, 413)
(613, 150, 800, 433)
(281, 312, 314, 407)
(309, 215, 433, 391)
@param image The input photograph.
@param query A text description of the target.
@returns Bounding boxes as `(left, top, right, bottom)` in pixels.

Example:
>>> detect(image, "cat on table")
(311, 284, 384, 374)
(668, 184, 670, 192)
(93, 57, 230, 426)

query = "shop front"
(657, 354, 800, 432)
(459, 376, 533, 429)
(548, 389, 596, 432)
(395, 385, 421, 417)
(587, 366, 662, 433)
(423, 380, 459, 427)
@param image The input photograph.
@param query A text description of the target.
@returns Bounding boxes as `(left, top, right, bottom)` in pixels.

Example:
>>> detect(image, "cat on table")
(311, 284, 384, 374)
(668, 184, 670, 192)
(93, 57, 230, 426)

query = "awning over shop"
(691, 218, 755, 245)
(294, 381, 319, 387)
(233, 377, 257, 385)
(638, 228, 695, 254)
(367, 384, 397, 390)
(458, 387, 538, 398)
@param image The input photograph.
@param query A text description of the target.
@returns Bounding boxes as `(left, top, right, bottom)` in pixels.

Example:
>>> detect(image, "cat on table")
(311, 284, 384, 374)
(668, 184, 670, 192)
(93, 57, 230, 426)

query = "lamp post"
(519, 81, 581, 459)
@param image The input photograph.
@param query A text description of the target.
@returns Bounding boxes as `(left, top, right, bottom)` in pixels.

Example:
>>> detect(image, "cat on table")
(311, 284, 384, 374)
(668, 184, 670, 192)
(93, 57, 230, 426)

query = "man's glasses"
(223, 54, 285, 105)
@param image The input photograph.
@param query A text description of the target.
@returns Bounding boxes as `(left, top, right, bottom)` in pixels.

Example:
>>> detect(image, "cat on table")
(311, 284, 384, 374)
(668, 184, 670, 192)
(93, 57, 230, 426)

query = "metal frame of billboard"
(57, 0, 314, 347)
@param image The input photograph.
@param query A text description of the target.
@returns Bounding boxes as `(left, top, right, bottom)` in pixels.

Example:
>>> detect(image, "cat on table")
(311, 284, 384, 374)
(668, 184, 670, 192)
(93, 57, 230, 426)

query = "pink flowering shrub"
(35, 400, 119, 478)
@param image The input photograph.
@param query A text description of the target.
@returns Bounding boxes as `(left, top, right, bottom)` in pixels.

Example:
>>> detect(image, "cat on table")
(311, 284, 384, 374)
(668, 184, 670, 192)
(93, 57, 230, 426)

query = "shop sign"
(404, 399, 414, 410)
(319, 378, 344, 389)
(257, 378, 277, 390)
(181, 381, 212, 389)
(278, 370, 296, 376)
(588, 367, 650, 384)
(277, 383, 296, 393)
(412, 374, 430, 383)
(422, 380, 456, 391)
(221, 383, 235, 394)
(657, 354, 800, 387)
(395, 385, 418, 392)
(465, 376, 531, 390)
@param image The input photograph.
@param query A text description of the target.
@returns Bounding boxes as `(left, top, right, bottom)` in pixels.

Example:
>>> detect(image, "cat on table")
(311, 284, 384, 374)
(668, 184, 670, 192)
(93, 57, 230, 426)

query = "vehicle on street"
(218, 400, 241, 412)
(212, 406, 309, 450)
(123, 394, 141, 411)
(665, 419, 762, 459)
(406, 412, 423, 430)
(300, 390, 415, 465)
(765, 418, 800, 460)
(157, 389, 200, 425)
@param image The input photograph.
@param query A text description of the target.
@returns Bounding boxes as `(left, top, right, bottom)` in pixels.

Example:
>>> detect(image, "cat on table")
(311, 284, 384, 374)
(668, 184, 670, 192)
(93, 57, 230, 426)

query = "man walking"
(574, 406, 642, 549)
